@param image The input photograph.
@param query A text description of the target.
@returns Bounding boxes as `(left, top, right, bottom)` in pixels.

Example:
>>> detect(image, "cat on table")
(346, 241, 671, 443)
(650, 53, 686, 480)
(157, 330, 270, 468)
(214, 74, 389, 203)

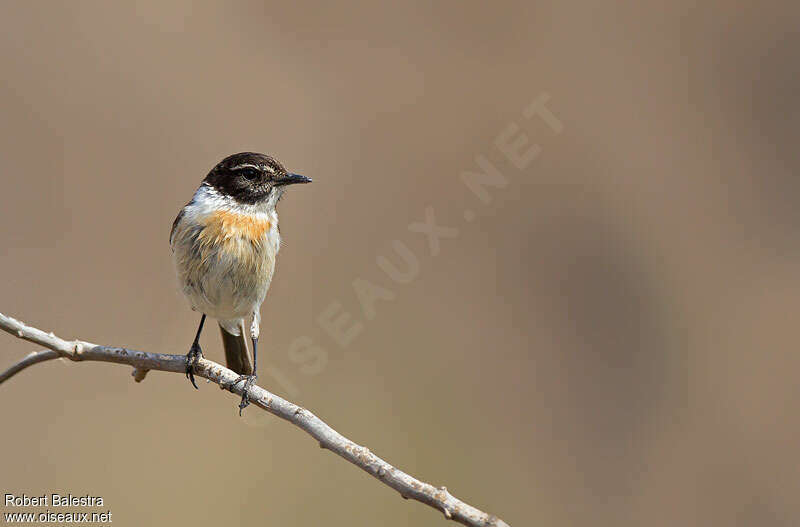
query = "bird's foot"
(225, 374, 257, 416)
(185, 343, 203, 389)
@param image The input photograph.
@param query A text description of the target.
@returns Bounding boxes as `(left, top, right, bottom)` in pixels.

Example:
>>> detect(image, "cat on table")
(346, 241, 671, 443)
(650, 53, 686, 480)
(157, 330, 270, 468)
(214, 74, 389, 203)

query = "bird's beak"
(277, 173, 312, 186)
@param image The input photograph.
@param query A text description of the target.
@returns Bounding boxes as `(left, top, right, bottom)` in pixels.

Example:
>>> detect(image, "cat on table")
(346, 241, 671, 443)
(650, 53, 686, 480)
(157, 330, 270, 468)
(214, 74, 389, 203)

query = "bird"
(170, 152, 311, 414)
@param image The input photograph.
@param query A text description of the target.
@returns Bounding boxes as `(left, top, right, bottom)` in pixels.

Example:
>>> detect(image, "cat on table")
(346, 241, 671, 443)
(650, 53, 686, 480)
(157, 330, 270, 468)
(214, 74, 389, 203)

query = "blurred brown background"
(1, 2, 799, 526)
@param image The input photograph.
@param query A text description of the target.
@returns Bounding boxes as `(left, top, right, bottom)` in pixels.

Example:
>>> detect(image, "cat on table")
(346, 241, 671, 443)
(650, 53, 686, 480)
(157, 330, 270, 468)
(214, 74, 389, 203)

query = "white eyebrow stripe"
(231, 163, 277, 174)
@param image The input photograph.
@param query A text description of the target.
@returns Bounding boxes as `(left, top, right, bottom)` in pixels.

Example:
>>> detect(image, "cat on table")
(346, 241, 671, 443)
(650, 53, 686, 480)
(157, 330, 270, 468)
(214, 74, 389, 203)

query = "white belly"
(171, 190, 280, 324)
(178, 240, 275, 321)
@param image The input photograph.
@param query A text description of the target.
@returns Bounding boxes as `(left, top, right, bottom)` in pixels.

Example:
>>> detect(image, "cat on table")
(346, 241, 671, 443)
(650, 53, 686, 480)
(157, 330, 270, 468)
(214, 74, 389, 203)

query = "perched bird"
(170, 152, 311, 413)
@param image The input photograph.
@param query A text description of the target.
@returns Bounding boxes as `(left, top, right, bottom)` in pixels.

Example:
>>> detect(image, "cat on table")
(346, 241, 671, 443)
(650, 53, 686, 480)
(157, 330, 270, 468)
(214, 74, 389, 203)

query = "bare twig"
(0, 349, 59, 383)
(0, 312, 510, 527)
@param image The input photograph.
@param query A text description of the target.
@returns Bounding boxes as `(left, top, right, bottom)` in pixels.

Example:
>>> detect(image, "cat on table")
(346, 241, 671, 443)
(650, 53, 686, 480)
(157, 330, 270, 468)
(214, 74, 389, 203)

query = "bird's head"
(203, 152, 311, 207)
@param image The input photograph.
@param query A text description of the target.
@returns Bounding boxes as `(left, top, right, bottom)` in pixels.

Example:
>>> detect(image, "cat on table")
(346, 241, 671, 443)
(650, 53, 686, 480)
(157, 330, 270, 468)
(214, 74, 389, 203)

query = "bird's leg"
(234, 335, 258, 415)
(230, 312, 259, 415)
(185, 314, 206, 389)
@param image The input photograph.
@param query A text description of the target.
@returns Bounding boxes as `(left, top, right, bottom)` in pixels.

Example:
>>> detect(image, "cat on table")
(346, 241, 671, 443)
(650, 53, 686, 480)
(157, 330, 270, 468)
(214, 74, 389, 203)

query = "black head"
(203, 152, 311, 205)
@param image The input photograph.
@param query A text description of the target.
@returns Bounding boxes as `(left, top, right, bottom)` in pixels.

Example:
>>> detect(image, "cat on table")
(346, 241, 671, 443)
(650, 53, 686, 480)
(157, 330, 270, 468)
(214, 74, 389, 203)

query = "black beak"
(277, 173, 312, 186)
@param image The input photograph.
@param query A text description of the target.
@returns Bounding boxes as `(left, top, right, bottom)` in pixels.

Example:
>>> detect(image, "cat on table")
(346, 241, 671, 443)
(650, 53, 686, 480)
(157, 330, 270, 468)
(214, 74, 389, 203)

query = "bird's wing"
(169, 207, 186, 248)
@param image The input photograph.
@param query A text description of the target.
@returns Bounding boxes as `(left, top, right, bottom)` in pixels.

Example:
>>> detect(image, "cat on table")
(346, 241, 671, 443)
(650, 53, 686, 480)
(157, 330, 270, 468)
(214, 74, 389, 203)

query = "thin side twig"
(0, 349, 59, 383)
(0, 312, 511, 527)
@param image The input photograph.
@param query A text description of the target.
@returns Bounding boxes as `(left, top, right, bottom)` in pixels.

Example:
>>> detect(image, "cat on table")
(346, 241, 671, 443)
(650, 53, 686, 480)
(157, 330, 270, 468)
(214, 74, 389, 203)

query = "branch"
(0, 349, 59, 383)
(0, 312, 511, 527)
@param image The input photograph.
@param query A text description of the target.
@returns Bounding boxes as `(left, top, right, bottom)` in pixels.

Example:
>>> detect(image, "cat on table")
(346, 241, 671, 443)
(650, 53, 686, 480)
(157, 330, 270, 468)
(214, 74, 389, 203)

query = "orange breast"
(198, 209, 272, 248)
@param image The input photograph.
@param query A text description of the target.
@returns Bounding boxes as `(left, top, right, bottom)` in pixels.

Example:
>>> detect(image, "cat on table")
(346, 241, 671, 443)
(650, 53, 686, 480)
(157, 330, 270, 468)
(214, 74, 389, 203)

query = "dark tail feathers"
(219, 322, 253, 375)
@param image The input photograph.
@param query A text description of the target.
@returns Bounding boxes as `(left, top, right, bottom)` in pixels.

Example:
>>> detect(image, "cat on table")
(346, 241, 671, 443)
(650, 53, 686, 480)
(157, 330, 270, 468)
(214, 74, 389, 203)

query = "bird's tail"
(219, 320, 253, 376)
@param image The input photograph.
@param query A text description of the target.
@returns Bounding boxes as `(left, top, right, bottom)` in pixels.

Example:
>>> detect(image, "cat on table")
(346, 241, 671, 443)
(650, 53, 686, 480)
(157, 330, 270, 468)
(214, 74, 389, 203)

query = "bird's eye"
(239, 167, 260, 181)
